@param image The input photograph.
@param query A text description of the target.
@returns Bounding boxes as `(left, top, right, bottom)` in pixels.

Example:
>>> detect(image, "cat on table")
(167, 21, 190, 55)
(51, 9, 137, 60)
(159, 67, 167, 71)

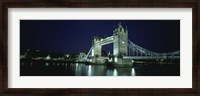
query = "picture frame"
(1, 0, 199, 95)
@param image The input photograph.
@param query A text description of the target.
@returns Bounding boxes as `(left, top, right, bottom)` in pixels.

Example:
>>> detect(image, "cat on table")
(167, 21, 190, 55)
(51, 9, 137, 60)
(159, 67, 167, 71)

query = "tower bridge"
(81, 23, 180, 65)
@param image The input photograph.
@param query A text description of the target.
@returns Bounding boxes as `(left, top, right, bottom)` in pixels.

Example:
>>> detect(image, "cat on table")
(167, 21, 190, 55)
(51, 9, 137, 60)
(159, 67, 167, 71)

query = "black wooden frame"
(0, 0, 199, 95)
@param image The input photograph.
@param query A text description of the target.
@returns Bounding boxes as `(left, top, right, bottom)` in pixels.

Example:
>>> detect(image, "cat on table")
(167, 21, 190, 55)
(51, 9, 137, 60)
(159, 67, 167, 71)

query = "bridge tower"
(113, 23, 128, 56)
(91, 37, 102, 57)
(91, 23, 130, 64)
(113, 23, 129, 64)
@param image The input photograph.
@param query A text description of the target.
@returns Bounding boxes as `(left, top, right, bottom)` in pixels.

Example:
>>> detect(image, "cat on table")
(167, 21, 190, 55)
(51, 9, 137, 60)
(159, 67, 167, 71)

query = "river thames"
(20, 61, 180, 76)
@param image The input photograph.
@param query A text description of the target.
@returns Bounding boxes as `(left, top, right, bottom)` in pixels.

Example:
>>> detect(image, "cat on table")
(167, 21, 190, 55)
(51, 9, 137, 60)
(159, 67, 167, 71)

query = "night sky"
(20, 20, 180, 54)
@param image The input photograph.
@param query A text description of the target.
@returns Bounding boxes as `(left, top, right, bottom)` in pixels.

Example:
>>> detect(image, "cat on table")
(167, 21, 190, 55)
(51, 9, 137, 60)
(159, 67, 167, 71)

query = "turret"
(113, 22, 126, 33)
(125, 26, 128, 33)
(113, 23, 128, 56)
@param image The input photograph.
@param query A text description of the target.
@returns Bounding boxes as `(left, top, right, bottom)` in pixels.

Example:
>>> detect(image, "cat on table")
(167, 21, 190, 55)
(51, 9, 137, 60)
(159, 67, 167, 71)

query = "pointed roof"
(118, 22, 123, 28)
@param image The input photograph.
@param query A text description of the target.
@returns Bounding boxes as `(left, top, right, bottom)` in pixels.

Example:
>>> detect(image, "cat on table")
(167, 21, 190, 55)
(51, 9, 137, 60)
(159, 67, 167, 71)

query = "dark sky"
(20, 20, 180, 54)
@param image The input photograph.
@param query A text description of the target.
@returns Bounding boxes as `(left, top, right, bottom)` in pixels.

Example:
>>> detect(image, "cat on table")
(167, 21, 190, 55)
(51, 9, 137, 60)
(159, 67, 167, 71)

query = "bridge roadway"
(123, 56, 180, 60)
(88, 56, 180, 60)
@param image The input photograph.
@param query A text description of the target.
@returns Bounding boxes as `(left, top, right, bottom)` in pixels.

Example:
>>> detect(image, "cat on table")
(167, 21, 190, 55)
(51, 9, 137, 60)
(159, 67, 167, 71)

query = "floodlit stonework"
(91, 23, 130, 64)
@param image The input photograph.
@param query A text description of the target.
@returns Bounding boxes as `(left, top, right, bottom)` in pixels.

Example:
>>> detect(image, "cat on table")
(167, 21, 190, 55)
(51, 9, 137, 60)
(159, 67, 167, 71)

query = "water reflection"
(113, 69, 118, 76)
(87, 65, 92, 76)
(20, 62, 180, 76)
(72, 63, 135, 76)
(131, 68, 135, 76)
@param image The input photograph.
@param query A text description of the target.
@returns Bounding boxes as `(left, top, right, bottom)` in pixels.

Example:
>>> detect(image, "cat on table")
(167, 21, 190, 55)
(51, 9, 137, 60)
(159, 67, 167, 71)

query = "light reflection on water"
(113, 69, 118, 76)
(20, 62, 180, 76)
(88, 65, 92, 76)
(73, 63, 136, 76)
(131, 68, 135, 76)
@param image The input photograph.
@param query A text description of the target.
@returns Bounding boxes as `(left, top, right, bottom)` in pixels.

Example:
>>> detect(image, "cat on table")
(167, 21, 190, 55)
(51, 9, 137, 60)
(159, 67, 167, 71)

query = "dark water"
(20, 61, 180, 76)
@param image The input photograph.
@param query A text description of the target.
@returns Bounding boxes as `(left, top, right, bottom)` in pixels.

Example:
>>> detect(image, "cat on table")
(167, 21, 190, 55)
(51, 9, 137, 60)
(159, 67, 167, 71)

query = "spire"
(118, 22, 123, 28)
(125, 26, 128, 33)
(113, 22, 125, 33)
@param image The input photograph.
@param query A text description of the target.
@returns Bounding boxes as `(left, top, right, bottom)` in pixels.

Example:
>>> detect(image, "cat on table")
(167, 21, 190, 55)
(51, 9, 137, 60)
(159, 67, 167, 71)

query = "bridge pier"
(91, 56, 108, 64)
(116, 58, 132, 65)
(90, 56, 132, 67)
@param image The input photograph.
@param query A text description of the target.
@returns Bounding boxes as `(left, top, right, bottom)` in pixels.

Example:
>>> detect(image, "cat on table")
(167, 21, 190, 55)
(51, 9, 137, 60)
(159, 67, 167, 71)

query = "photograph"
(1, 0, 198, 95)
(20, 20, 180, 76)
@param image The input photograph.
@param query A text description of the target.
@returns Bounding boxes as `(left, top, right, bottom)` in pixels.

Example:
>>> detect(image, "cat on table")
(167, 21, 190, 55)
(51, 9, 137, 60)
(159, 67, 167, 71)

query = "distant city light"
(45, 55, 51, 60)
